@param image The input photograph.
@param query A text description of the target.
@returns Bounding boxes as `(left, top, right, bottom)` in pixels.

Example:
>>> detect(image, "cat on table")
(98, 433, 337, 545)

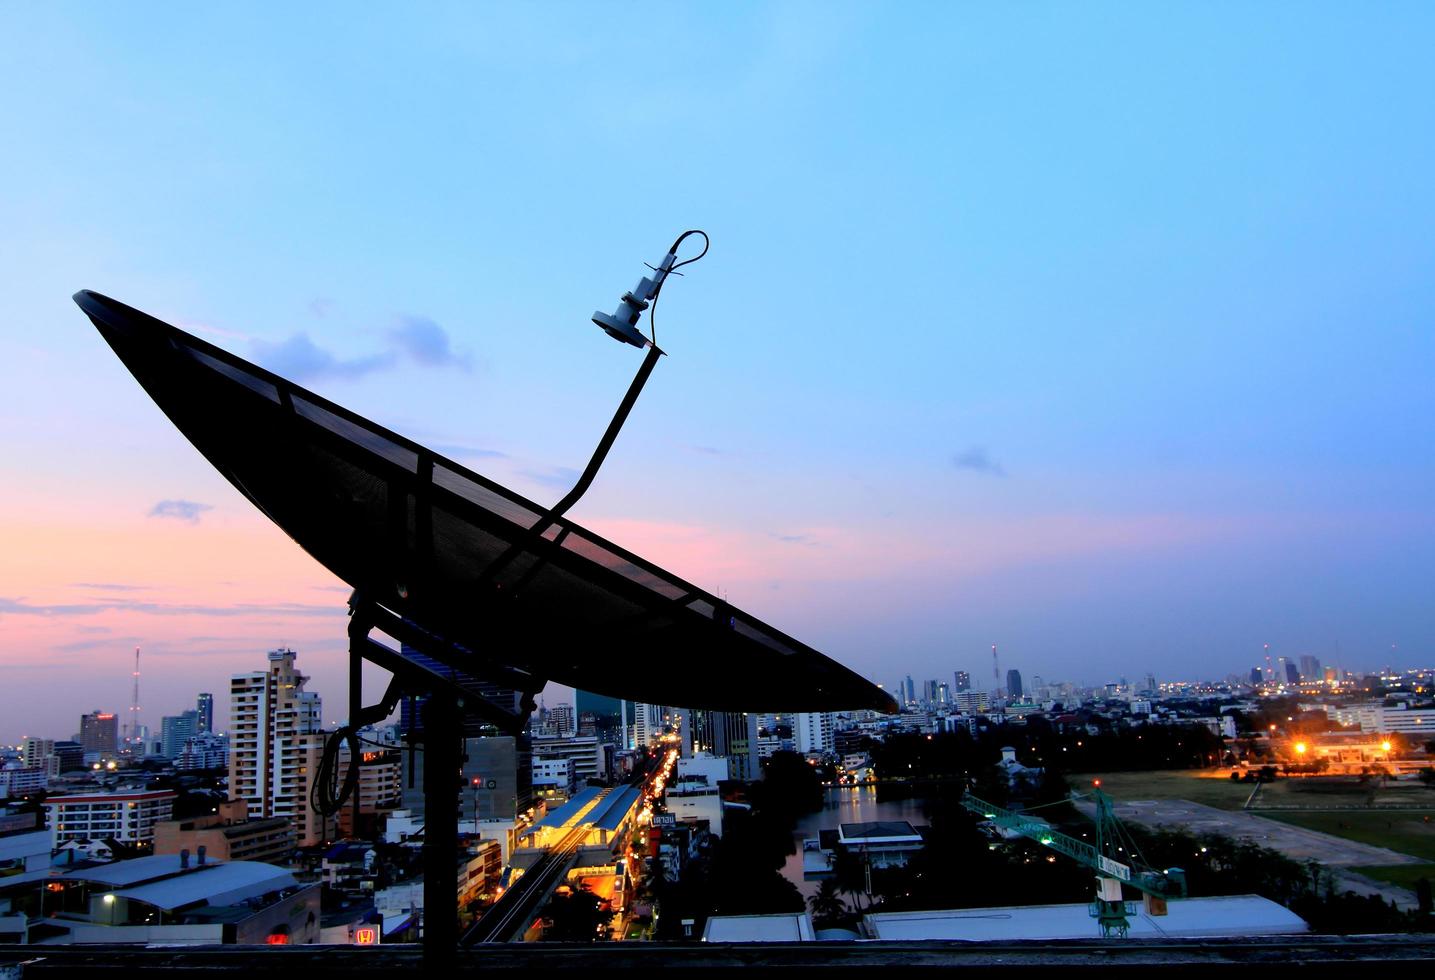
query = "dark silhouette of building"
(1006, 669, 1023, 700)
(575, 690, 623, 732)
(196, 693, 214, 734)
(954, 670, 971, 693)
(80, 710, 118, 755)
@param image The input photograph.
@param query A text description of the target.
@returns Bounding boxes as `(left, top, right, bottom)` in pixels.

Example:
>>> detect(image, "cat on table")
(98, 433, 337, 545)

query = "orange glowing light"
(354, 926, 378, 946)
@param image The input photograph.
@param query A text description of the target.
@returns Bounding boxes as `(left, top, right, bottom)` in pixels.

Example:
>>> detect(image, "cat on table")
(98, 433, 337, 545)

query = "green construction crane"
(962, 786, 1186, 938)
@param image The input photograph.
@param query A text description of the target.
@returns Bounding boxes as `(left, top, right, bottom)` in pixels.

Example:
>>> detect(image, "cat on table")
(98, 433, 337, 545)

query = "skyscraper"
(1006, 669, 1024, 700)
(954, 670, 971, 693)
(160, 710, 199, 759)
(632, 702, 665, 748)
(229, 648, 328, 846)
(1285, 661, 1300, 685)
(1299, 655, 1322, 681)
(79, 710, 118, 756)
(196, 693, 214, 734)
(1250, 667, 1263, 686)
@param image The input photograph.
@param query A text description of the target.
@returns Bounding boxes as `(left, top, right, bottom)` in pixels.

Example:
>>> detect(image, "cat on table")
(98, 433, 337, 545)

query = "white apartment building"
(666, 754, 728, 831)
(229, 648, 328, 846)
(1331, 703, 1435, 737)
(21, 738, 58, 777)
(45, 789, 176, 847)
(794, 712, 835, 756)
(954, 691, 990, 714)
(532, 757, 575, 797)
(632, 702, 665, 748)
(531, 735, 606, 784)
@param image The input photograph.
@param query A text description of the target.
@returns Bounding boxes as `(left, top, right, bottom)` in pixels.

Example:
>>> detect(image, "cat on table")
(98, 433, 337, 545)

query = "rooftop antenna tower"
(129, 645, 141, 748)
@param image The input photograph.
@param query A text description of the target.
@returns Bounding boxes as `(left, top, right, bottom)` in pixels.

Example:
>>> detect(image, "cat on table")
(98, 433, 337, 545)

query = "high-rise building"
(1006, 669, 1024, 700)
(228, 648, 328, 846)
(336, 745, 403, 837)
(196, 693, 214, 734)
(160, 710, 199, 759)
(1285, 661, 1300, 685)
(793, 712, 835, 755)
(461, 735, 534, 823)
(531, 734, 608, 784)
(632, 702, 665, 748)
(679, 709, 759, 780)
(1299, 656, 1322, 681)
(549, 704, 576, 738)
(21, 738, 56, 776)
(575, 690, 623, 732)
(1250, 667, 1263, 686)
(954, 670, 971, 693)
(903, 676, 916, 707)
(79, 710, 118, 756)
(954, 691, 989, 714)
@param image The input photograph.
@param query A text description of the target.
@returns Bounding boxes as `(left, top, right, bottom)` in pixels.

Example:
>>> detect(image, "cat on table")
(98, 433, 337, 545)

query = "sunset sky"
(2, 4, 1433, 741)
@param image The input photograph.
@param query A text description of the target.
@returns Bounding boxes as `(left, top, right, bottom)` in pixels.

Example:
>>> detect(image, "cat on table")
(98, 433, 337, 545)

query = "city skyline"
(3, 5, 1434, 742)
(6, 644, 1428, 746)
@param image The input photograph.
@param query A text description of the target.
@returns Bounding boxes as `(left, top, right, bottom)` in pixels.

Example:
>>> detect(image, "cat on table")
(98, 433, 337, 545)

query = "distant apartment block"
(954, 691, 990, 714)
(45, 789, 176, 847)
(794, 712, 835, 755)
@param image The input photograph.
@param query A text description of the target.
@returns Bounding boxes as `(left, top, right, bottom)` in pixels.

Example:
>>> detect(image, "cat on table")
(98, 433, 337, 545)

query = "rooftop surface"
(703, 913, 816, 943)
(837, 820, 922, 841)
(864, 895, 1309, 942)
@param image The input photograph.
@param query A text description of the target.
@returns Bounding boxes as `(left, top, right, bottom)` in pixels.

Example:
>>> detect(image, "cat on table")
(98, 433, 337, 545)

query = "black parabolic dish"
(76, 290, 896, 714)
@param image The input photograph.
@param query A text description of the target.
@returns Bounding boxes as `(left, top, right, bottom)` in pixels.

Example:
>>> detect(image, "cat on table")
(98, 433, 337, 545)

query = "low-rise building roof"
(864, 895, 1307, 941)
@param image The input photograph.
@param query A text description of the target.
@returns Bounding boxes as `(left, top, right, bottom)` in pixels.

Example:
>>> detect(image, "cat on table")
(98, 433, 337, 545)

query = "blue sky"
(1, 4, 1432, 738)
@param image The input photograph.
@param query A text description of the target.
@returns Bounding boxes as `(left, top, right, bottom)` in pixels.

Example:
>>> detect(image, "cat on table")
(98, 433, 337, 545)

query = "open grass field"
(1069, 770, 1257, 811)
(1259, 809, 1435, 863)
(1354, 864, 1435, 890)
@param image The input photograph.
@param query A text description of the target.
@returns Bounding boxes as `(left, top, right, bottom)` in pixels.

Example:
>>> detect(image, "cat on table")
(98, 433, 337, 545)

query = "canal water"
(779, 786, 928, 899)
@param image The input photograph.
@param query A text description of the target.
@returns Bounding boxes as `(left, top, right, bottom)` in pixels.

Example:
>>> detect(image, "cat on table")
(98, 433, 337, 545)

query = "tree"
(808, 879, 848, 926)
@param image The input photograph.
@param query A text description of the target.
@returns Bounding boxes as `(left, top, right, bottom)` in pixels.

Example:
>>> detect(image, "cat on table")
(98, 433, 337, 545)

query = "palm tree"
(809, 879, 847, 924)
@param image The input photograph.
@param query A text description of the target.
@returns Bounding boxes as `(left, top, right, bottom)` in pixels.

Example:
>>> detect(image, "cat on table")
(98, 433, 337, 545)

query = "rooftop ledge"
(4, 936, 1435, 976)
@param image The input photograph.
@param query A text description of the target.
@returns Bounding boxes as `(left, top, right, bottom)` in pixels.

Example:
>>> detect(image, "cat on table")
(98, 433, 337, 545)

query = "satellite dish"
(74, 289, 895, 716)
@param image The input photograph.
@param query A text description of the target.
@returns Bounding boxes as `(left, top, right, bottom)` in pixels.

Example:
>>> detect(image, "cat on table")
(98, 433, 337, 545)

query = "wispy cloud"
(431, 443, 509, 462)
(688, 445, 728, 457)
(952, 446, 1007, 477)
(519, 465, 581, 491)
(250, 314, 469, 382)
(250, 333, 395, 382)
(72, 582, 149, 592)
(772, 532, 819, 546)
(149, 499, 213, 523)
(0, 596, 343, 619)
(390, 315, 470, 369)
